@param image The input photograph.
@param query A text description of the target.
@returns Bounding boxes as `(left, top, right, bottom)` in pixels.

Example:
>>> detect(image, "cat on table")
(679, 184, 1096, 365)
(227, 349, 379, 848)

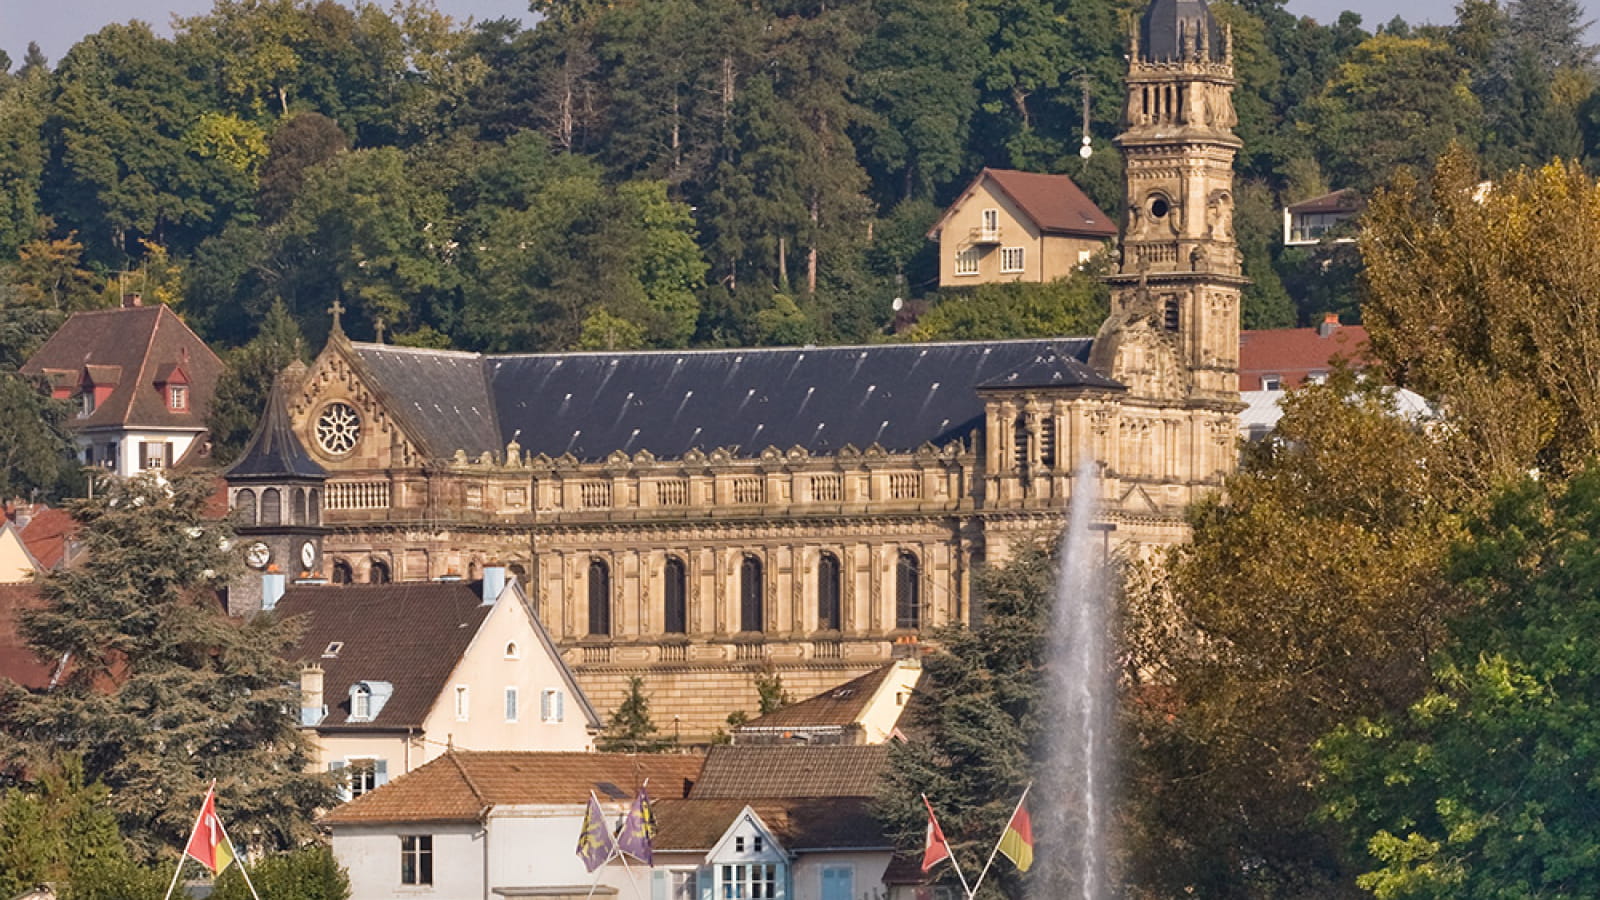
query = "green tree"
(0, 373, 76, 500)
(207, 299, 307, 465)
(0, 757, 154, 900)
(1318, 468, 1600, 899)
(753, 662, 791, 715)
(0, 63, 47, 258)
(595, 676, 673, 752)
(0, 471, 338, 858)
(211, 844, 349, 900)
(905, 272, 1109, 342)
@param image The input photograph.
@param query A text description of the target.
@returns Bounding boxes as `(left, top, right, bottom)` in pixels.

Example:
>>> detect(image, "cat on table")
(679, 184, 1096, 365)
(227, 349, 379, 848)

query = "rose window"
(315, 402, 361, 455)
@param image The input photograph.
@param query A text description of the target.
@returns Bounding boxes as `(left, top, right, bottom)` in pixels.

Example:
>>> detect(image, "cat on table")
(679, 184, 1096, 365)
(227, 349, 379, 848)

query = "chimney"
(300, 663, 326, 727)
(482, 565, 506, 605)
(122, 292, 143, 308)
(1318, 313, 1340, 338)
(262, 570, 286, 611)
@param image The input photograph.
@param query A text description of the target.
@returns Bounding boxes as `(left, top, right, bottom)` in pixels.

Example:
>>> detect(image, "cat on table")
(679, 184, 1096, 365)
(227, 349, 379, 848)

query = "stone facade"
(227, 4, 1241, 740)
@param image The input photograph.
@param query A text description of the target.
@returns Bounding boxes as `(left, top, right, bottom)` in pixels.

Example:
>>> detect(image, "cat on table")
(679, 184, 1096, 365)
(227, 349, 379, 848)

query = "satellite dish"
(891, 297, 904, 312)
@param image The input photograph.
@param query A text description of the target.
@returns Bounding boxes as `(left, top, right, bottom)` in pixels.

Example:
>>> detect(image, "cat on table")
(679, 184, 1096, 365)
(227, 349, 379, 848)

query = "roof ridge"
(447, 751, 490, 811)
(475, 336, 1090, 364)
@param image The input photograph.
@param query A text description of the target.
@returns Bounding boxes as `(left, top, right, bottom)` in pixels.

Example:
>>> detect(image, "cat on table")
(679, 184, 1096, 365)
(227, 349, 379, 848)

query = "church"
(225, 0, 1242, 738)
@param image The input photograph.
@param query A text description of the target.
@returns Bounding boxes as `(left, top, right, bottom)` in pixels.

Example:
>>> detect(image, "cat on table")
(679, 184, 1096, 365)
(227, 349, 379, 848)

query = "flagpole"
(969, 783, 1032, 899)
(221, 822, 262, 900)
(922, 794, 974, 900)
(612, 844, 651, 900)
(581, 845, 622, 900)
(582, 791, 622, 900)
(164, 782, 216, 900)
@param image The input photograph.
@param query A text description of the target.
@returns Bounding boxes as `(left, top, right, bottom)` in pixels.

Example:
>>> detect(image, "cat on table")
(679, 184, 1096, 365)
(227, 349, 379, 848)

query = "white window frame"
(652, 869, 698, 900)
(981, 208, 999, 233)
(400, 834, 433, 886)
(505, 686, 519, 723)
(1261, 374, 1283, 391)
(351, 684, 372, 720)
(169, 384, 188, 410)
(541, 688, 565, 723)
(80, 392, 95, 417)
(504, 641, 519, 659)
(955, 247, 980, 276)
(455, 685, 470, 722)
(716, 863, 779, 900)
(1000, 246, 1026, 273)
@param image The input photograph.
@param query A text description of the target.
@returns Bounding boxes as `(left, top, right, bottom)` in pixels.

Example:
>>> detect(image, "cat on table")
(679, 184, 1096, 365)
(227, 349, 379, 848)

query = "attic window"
(169, 385, 188, 411)
(352, 684, 372, 720)
(323, 642, 344, 658)
(504, 641, 520, 659)
(831, 688, 856, 699)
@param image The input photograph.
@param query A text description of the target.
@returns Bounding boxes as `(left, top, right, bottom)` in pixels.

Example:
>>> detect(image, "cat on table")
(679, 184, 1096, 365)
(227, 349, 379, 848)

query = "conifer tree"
(0, 471, 337, 859)
(595, 676, 673, 752)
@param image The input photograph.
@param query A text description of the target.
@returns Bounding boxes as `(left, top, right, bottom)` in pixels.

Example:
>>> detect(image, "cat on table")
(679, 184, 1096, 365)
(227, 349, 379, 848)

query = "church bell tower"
(1090, 0, 1245, 409)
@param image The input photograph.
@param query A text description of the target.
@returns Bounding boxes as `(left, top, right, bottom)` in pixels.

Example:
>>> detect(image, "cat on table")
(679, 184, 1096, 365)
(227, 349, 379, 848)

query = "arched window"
(332, 559, 354, 584)
(351, 684, 372, 720)
(588, 559, 612, 636)
(292, 487, 307, 525)
(369, 559, 391, 584)
(233, 489, 257, 525)
(740, 555, 764, 633)
(664, 556, 687, 634)
(817, 552, 842, 631)
(261, 488, 282, 525)
(504, 641, 520, 659)
(1013, 415, 1028, 471)
(896, 551, 921, 630)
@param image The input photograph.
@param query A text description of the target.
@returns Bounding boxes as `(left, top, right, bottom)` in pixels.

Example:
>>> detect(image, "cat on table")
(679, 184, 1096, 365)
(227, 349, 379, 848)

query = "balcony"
(969, 226, 1003, 245)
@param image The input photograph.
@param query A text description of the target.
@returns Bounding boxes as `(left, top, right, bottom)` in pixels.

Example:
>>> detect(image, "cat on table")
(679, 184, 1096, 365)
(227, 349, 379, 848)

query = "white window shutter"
(374, 759, 389, 786)
(555, 691, 565, 722)
(541, 689, 552, 722)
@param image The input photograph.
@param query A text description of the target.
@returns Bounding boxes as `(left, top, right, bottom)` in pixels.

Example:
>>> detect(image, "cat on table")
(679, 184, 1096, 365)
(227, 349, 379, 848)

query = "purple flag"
(577, 793, 616, 872)
(615, 784, 656, 865)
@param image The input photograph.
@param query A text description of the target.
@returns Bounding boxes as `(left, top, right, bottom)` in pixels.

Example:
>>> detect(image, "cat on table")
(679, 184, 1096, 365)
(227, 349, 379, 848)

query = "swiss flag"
(183, 785, 236, 875)
(921, 795, 953, 872)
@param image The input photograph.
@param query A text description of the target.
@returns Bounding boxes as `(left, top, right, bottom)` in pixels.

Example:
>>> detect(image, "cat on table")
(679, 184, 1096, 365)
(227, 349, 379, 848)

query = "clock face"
(300, 541, 317, 571)
(246, 542, 271, 570)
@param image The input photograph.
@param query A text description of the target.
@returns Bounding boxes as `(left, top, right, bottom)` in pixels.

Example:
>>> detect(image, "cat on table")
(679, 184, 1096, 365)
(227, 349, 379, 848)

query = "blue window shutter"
(652, 871, 667, 900)
(821, 867, 852, 900)
(541, 690, 552, 722)
(328, 761, 346, 772)
(374, 759, 389, 786)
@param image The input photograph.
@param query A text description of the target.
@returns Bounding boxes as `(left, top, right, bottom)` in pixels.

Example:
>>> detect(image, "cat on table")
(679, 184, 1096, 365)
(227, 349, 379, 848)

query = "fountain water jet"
(1038, 459, 1112, 899)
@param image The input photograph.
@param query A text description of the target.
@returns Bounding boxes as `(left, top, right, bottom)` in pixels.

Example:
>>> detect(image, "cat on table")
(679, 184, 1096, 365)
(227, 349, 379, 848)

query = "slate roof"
(1139, 0, 1224, 62)
(741, 665, 896, 731)
(224, 377, 327, 481)
(275, 583, 495, 729)
(653, 798, 889, 852)
(979, 350, 1124, 391)
(689, 745, 889, 799)
(20, 305, 223, 431)
(978, 169, 1118, 238)
(348, 338, 1100, 461)
(320, 750, 706, 825)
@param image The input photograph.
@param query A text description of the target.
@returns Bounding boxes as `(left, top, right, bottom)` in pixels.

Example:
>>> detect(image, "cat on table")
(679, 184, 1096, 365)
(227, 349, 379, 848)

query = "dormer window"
(346, 680, 392, 722)
(169, 385, 188, 410)
(80, 392, 95, 417)
(352, 684, 372, 720)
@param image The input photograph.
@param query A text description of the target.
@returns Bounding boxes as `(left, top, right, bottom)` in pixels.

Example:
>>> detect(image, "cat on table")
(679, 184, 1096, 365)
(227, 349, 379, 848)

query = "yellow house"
(733, 659, 921, 745)
(927, 168, 1117, 287)
(274, 569, 600, 798)
(0, 523, 43, 584)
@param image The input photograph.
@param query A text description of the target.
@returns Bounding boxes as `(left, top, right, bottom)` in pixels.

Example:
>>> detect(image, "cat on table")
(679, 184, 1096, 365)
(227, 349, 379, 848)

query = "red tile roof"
(320, 750, 707, 825)
(690, 745, 888, 799)
(0, 584, 57, 689)
(982, 169, 1118, 237)
(19, 509, 76, 570)
(1238, 321, 1369, 391)
(20, 305, 223, 432)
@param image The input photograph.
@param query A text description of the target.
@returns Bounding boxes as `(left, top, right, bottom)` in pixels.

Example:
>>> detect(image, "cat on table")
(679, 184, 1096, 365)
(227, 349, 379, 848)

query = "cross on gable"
(328, 300, 346, 335)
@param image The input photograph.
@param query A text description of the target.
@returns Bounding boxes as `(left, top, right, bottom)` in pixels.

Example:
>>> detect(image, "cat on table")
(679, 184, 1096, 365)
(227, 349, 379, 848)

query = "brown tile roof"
(653, 797, 889, 852)
(20, 305, 223, 432)
(275, 583, 495, 729)
(741, 665, 894, 730)
(1239, 321, 1370, 390)
(0, 584, 57, 689)
(20, 509, 76, 570)
(321, 750, 707, 826)
(690, 745, 889, 799)
(973, 168, 1117, 238)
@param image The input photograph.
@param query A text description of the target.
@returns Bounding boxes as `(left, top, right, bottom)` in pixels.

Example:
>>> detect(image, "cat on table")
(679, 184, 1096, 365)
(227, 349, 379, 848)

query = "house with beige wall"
(273, 571, 600, 798)
(927, 168, 1116, 287)
(734, 659, 920, 745)
(0, 523, 42, 584)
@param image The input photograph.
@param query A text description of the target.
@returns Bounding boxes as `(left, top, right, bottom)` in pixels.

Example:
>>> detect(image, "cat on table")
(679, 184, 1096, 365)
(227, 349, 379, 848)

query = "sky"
(0, 0, 1594, 72)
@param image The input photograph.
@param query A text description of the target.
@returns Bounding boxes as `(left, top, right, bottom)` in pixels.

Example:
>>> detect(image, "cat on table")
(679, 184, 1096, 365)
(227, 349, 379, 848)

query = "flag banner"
(616, 783, 656, 865)
(182, 787, 237, 875)
(578, 793, 617, 872)
(921, 795, 953, 872)
(996, 798, 1033, 873)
